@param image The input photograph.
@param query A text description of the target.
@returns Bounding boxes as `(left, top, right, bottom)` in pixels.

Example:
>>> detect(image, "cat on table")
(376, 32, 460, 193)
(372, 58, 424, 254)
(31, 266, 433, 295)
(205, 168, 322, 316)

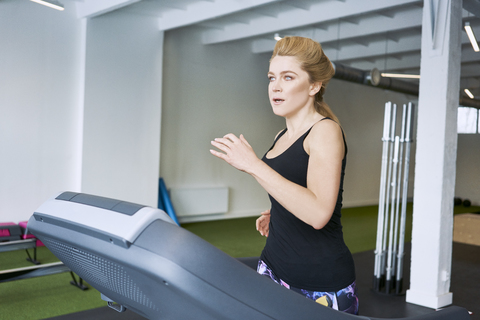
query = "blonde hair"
(271, 36, 338, 123)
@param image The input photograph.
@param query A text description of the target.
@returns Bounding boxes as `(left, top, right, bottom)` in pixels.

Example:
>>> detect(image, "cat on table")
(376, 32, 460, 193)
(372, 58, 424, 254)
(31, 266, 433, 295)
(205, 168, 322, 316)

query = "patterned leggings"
(257, 260, 359, 315)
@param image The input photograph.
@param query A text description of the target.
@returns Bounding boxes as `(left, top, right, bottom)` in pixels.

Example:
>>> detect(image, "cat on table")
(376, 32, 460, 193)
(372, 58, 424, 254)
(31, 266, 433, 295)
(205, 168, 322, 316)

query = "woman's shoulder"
(305, 118, 344, 155)
(310, 118, 342, 137)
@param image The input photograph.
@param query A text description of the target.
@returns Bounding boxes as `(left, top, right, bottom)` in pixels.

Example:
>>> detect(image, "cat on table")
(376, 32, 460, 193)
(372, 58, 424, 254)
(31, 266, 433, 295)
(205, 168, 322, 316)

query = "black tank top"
(260, 118, 356, 291)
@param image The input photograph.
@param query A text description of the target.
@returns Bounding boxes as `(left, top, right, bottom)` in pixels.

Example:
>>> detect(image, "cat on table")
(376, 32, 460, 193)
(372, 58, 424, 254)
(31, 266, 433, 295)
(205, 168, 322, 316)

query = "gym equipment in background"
(373, 102, 415, 295)
(0, 221, 85, 288)
(28, 192, 469, 320)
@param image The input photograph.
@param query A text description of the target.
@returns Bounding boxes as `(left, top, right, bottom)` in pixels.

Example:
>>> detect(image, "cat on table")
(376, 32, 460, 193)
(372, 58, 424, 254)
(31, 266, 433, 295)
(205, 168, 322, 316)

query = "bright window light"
(478, 109, 480, 134)
(457, 106, 478, 134)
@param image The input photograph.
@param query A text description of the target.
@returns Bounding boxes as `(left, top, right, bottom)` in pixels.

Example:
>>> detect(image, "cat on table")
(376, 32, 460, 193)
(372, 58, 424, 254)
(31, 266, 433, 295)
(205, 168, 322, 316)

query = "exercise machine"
(28, 192, 469, 320)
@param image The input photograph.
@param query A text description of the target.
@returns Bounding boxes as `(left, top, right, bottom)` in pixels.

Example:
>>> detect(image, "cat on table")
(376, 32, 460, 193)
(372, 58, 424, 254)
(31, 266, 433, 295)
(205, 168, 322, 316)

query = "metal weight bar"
(381, 103, 397, 285)
(373, 102, 392, 291)
(391, 104, 407, 284)
(385, 136, 400, 293)
(396, 102, 414, 294)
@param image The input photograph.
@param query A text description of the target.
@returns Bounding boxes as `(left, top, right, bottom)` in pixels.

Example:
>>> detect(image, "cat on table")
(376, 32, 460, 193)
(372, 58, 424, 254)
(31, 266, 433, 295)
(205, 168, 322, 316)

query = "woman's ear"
(310, 82, 322, 96)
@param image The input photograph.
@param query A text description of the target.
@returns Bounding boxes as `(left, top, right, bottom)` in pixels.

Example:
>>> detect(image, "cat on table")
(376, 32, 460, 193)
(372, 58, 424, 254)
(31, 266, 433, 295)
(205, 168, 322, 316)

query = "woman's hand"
(210, 134, 260, 173)
(256, 209, 270, 237)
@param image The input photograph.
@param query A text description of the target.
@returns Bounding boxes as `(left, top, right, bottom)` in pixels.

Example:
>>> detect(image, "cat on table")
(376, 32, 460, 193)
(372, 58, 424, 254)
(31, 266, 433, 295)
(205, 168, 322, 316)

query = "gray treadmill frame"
(27, 192, 470, 320)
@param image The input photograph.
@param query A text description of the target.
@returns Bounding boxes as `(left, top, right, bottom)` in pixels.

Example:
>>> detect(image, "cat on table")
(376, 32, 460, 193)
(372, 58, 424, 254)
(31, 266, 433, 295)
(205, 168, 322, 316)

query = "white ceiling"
(70, 0, 480, 102)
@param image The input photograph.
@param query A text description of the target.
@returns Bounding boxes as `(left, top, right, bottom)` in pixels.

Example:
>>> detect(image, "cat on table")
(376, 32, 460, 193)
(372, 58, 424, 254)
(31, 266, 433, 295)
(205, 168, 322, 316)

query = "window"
(457, 106, 479, 134)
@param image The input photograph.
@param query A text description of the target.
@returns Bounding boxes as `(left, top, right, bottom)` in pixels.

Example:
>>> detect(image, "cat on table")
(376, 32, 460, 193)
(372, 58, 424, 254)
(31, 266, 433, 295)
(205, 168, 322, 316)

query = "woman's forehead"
(269, 55, 302, 73)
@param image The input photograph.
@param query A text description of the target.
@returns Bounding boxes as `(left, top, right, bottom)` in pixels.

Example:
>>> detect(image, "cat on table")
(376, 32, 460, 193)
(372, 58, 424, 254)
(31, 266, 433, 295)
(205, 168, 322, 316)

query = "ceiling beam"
(158, 0, 283, 31)
(461, 77, 480, 89)
(252, 6, 423, 53)
(460, 44, 480, 63)
(282, 0, 312, 11)
(252, 9, 478, 55)
(76, 0, 141, 19)
(460, 63, 480, 78)
(345, 42, 480, 73)
(202, 0, 422, 44)
(325, 34, 422, 62)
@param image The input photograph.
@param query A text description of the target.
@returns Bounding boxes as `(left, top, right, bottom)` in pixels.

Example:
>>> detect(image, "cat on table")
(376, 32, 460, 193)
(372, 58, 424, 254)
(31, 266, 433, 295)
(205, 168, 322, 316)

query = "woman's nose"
(271, 81, 281, 92)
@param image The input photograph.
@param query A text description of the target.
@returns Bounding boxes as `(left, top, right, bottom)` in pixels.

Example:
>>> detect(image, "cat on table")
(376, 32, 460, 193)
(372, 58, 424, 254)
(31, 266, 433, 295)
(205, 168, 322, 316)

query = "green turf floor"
(0, 247, 106, 319)
(1, 204, 478, 319)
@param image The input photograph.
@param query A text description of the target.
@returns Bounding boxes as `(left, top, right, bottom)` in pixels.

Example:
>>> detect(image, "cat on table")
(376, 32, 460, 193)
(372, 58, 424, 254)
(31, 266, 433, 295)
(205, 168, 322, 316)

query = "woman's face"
(268, 55, 319, 118)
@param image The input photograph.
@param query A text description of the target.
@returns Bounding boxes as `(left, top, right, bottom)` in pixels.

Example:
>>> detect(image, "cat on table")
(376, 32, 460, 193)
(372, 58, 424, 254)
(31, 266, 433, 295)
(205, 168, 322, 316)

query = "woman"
(210, 36, 358, 314)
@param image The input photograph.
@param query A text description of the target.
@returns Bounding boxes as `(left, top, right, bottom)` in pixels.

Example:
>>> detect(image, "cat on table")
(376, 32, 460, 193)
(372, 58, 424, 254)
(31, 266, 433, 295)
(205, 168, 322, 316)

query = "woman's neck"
(284, 107, 324, 137)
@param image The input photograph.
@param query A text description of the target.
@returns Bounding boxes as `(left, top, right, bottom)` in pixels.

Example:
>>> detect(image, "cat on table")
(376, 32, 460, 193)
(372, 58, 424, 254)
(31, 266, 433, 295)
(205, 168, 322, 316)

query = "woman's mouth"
(272, 98, 284, 104)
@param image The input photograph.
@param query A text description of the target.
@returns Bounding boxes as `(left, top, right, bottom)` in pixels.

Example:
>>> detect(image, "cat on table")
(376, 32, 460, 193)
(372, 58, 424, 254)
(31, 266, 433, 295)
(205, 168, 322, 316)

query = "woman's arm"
(210, 121, 344, 230)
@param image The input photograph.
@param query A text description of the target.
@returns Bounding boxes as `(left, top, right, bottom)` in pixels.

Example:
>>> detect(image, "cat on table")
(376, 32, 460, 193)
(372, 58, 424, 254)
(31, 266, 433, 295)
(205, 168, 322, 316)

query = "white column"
(81, 13, 164, 207)
(406, 0, 462, 309)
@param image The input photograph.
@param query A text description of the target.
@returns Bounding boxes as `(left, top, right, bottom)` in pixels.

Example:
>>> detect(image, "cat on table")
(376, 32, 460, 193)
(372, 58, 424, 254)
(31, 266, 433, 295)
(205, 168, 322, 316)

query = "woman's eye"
(285, 75, 293, 80)
(268, 76, 275, 82)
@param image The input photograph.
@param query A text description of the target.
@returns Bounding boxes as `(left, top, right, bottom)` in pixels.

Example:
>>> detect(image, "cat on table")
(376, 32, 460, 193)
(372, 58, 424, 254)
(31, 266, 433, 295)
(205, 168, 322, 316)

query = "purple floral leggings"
(257, 260, 359, 315)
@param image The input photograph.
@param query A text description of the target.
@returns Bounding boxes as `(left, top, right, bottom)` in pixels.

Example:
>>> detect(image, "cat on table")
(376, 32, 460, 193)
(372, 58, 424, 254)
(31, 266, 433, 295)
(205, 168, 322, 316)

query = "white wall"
(0, 2, 164, 223)
(81, 12, 163, 207)
(0, 1, 84, 222)
(161, 27, 285, 222)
